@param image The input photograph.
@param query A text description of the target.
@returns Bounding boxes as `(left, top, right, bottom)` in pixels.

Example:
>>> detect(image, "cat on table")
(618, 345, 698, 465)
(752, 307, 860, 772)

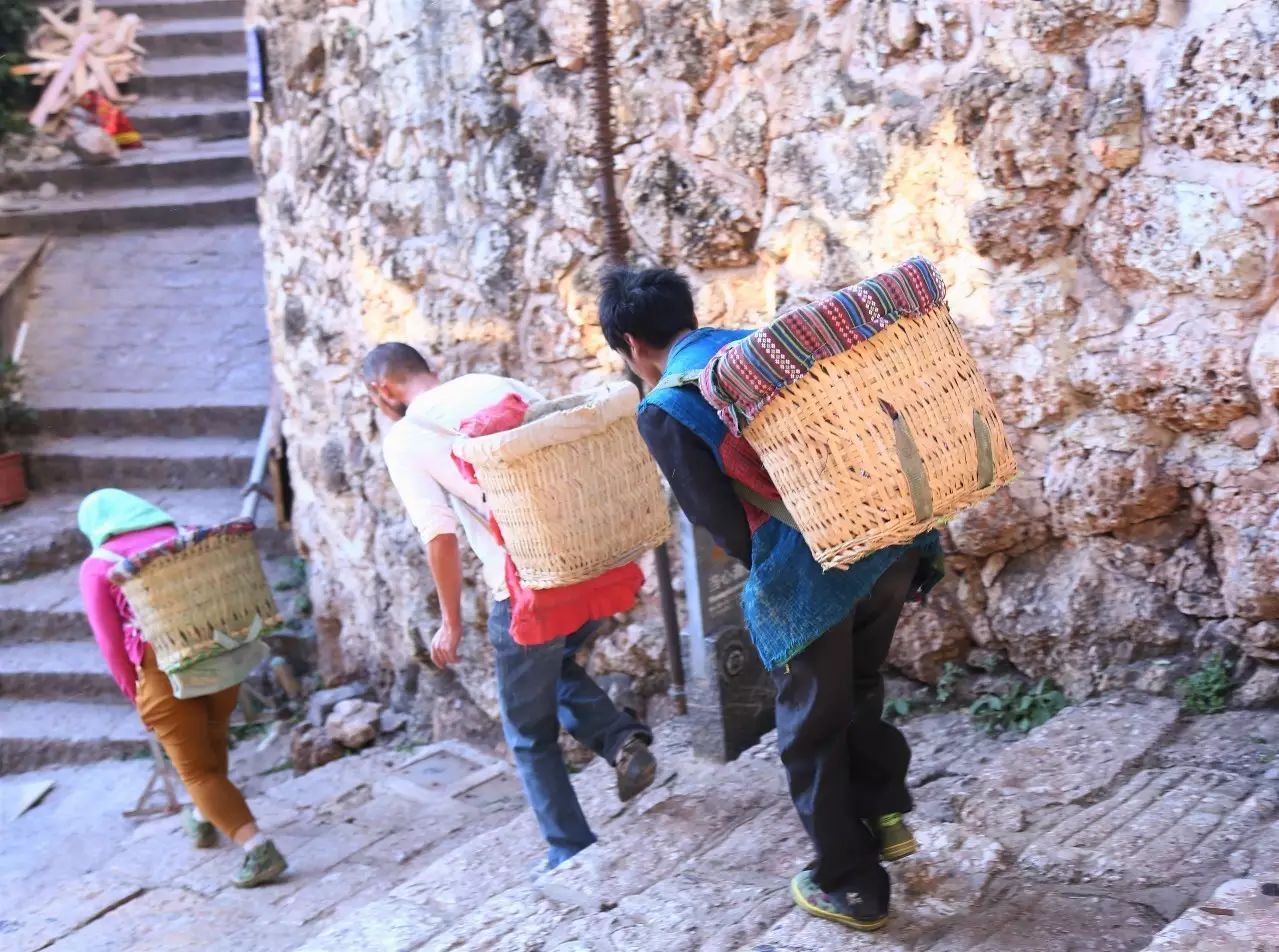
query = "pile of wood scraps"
(11, 0, 146, 132)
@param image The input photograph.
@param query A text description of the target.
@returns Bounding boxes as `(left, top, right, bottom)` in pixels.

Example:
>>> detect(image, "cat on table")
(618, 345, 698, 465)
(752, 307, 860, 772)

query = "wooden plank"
(28, 31, 91, 129)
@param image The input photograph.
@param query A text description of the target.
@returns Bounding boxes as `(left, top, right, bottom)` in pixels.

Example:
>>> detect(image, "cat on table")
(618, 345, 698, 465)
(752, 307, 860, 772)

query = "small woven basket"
(108, 521, 281, 673)
(453, 382, 672, 589)
(725, 276, 1017, 569)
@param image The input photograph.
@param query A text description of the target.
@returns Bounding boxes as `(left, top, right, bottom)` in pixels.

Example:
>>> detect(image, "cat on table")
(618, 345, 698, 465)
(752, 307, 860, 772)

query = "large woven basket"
(107, 521, 281, 673)
(453, 382, 672, 589)
(704, 259, 1017, 570)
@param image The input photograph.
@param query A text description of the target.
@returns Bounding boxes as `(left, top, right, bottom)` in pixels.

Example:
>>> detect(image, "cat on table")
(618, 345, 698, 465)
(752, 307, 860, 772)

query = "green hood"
(77, 489, 175, 549)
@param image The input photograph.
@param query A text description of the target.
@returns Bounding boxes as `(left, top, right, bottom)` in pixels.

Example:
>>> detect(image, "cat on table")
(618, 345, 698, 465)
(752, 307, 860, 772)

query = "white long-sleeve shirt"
(382, 373, 543, 601)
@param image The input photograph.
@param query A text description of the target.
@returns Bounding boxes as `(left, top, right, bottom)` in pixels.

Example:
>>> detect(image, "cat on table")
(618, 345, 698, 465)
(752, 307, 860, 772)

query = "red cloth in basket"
(454, 393, 644, 646)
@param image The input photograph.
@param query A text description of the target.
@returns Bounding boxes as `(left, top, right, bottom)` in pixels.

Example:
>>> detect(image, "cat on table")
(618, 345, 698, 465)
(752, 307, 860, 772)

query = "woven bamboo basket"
(726, 276, 1017, 569)
(453, 382, 672, 589)
(108, 521, 281, 673)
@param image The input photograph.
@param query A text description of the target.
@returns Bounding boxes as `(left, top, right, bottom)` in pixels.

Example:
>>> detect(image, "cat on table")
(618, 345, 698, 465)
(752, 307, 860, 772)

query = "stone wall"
(250, 0, 1279, 716)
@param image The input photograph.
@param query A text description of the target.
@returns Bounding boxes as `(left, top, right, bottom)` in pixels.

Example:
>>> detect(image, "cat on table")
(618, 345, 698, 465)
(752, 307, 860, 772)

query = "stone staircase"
(0, 0, 275, 773)
(0, 0, 253, 236)
(1, 698, 1274, 949)
(2, 739, 531, 951)
(0, 485, 290, 775)
(284, 702, 1278, 952)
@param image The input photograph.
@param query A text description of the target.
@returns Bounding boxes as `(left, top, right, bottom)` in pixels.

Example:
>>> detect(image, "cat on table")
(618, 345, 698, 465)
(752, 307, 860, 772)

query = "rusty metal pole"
(587, 0, 687, 716)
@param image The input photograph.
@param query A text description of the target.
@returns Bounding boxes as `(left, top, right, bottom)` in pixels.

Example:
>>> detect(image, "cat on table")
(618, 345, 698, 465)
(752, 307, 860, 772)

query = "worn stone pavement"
(20, 225, 270, 411)
(5, 697, 1276, 951)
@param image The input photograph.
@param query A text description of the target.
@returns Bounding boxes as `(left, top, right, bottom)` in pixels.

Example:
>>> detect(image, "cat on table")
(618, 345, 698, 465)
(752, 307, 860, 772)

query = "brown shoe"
(615, 735, 656, 802)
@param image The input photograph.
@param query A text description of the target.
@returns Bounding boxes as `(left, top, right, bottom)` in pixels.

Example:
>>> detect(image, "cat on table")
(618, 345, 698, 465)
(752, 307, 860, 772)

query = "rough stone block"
(1143, 878, 1279, 950)
(1152, 1, 1279, 168)
(295, 897, 446, 952)
(325, 698, 382, 750)
(958, 699, 1179, 825)
(305, 681, 373, 727)
(1085, 175, 1268, 299)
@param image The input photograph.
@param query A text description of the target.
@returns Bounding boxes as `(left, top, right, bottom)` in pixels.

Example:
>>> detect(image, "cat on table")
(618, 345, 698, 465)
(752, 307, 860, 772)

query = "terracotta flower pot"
(0, 450, 28, 507)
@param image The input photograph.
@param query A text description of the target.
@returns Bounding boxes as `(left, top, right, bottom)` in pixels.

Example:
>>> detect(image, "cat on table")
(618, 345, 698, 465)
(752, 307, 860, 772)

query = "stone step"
(0, 488, 292, 583)
(299, 703, 1279, 951)
(0, 698, 148, 774)
(1, 136, 251, 196)
(0, 567, 89, 644)
(113, 0, 243, 19)
(24, 434, 257, 492)
(31, 392, 265, 440)
(129, 97, 249, 139)
(0, 640, 118, 700)
(1142, 877, 1279, 950)
(0, 179, 257, 236)
(297, 726, 797, 951)
(141, 16, 246, 59)
(128, 53, 247, 100)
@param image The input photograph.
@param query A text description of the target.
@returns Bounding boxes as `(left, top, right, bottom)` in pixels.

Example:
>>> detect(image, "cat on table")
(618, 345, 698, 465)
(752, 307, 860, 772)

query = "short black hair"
(598, 267, 697, 355)
(361, 342, 431, 384)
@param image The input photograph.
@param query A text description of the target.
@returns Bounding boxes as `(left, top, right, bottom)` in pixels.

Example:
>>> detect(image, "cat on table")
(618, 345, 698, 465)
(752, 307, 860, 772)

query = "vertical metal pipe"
(587, 0, 687, 715)
(586, 0, 628, 264)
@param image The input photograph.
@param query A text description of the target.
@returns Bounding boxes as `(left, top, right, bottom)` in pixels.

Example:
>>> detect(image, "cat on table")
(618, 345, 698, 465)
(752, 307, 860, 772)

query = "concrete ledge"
(0, 236, 47, 357)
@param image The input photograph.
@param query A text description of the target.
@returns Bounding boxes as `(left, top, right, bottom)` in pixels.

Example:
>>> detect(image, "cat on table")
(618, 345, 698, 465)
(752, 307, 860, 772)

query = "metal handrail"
(240, 388, 281, 524)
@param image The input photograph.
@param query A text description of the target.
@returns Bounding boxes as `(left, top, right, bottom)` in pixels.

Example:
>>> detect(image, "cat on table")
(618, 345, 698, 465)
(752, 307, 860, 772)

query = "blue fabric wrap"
(642, 328, 943, 671)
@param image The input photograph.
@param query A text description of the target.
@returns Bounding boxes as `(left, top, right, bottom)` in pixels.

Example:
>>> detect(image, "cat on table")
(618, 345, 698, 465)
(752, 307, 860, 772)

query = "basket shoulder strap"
(731, 482, 798, 531)
(650, 368, 799, 531)
(649, 369, 702, 393)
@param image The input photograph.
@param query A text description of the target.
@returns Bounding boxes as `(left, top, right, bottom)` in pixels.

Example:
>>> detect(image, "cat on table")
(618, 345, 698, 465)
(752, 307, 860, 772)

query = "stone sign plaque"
(678, 513, 775, 762)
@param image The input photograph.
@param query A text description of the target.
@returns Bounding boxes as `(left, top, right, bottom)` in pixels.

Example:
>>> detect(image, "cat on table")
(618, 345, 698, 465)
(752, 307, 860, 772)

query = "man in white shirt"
(362, 342, 656, 871)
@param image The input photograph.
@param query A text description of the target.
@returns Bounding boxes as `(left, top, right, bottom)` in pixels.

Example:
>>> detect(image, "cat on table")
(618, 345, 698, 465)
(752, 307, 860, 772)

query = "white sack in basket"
(453, 382, 672, 589)
(454, 382, 640, 464)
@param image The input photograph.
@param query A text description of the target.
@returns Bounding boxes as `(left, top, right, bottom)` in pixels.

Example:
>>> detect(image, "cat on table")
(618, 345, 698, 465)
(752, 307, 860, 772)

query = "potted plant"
(0, 358, 34, 506)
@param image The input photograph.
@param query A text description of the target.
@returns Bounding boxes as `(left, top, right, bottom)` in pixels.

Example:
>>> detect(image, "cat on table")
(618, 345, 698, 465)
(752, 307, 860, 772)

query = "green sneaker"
(232, 840, 288, 888)
(872, 813, 919, 862)
(181, 806, 217, 849)
(790, 869, 889, 932)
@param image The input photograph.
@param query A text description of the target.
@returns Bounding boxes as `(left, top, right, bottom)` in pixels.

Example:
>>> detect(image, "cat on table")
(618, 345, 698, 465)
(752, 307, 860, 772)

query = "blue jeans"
(486, 598, 650, 868)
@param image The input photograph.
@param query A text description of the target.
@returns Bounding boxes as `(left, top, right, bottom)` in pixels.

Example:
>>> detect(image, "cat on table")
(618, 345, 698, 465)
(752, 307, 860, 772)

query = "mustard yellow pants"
(135, 647, 255, 837)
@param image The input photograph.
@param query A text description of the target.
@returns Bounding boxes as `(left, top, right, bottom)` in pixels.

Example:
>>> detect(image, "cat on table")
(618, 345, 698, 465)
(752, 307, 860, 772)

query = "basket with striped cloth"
(699, 257, 1017, 569)
(107, 521, 280, 697)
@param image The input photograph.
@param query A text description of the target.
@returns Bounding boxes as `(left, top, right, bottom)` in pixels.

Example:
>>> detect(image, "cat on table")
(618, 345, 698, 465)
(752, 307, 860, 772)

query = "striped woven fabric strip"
(108, 519, 256, 582)
(698, 256, 947, 436)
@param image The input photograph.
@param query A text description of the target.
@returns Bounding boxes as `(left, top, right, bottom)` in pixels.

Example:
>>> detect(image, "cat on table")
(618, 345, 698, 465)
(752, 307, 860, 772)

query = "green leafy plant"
(1177, 654, 1232, 715)
(883, 697, 914, 721)
(0, 0, 38, 141)
(0, 359, 35, 452)
(969, 677, 1067, 735)
(935, 661, 965, 704)
(273, 556, 308, 591)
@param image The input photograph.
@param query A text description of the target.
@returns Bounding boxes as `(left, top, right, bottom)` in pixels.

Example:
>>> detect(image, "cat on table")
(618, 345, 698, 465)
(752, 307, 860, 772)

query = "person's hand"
(430, 621, 462, 669)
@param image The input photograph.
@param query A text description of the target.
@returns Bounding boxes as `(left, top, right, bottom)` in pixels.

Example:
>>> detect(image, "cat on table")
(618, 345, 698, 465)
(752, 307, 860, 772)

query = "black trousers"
(771, 549, 921, 895)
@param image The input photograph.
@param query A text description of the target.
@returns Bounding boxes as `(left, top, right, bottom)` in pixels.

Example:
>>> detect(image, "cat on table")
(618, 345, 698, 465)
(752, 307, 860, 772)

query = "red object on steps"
(80, 91, 143, 149)
(0, 451, 28, 507)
